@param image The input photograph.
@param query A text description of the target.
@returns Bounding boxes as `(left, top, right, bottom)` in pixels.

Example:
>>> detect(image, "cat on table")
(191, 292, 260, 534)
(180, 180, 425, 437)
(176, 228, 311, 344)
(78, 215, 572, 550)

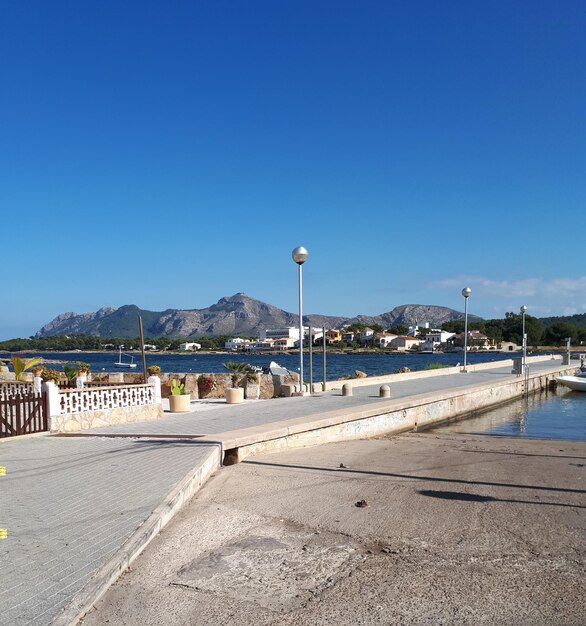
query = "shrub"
(41, 368, 62, 384)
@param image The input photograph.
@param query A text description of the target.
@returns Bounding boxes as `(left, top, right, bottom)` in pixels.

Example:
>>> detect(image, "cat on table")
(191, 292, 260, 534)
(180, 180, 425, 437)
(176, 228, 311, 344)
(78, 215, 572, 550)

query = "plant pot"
(169, 394, 191, 412)
(225, 387, 244, 404)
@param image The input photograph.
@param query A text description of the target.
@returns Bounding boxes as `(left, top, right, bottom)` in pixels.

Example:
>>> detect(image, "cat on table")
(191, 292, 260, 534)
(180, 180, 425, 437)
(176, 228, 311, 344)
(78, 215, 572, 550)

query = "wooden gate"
(0, 390, 48, 437)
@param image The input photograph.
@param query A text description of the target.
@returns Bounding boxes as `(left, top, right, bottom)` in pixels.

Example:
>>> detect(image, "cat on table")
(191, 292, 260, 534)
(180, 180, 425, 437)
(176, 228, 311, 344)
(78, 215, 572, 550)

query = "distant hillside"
(347, 304, 482, 330)
(538, 313, 586, 329)
(35, 294, 475, 339)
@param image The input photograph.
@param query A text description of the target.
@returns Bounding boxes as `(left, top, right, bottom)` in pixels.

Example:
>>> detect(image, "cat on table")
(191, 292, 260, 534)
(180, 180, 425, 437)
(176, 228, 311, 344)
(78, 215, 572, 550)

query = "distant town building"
(390, 336, 422, 351)
(261, 327, 302, 341)
(374, 332, 397, 348)
(341, 331, 355, 344)
(225, 337, 252, 351)
(326, 329, 342, 344)
(409, 322, 430, 337)
(178, 342, 201, 351)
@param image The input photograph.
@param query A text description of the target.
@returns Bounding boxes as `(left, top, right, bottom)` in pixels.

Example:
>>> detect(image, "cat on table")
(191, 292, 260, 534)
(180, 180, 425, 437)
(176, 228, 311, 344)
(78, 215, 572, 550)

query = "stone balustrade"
(0, 382, 34, 398)
(57, 384, 156, 415)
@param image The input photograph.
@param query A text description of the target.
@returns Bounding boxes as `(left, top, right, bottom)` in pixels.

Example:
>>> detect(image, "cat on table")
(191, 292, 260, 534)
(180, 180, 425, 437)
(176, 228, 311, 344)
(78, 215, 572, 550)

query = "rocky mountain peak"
(35, 296, 473, 339)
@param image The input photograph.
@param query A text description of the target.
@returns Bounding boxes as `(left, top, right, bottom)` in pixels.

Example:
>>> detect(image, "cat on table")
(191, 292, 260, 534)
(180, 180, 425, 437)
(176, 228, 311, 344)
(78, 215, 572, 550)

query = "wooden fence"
(0, 390, 48, 437)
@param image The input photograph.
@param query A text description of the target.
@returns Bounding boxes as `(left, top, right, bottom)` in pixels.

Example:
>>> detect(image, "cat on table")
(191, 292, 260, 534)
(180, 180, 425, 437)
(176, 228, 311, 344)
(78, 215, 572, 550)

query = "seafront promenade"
(0, 356, 577, 625)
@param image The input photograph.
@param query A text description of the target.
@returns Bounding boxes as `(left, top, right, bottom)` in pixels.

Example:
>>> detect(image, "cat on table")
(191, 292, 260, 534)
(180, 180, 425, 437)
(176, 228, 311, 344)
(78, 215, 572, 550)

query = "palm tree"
(223, 362, 258, 388)
(11, 356, 43, 381)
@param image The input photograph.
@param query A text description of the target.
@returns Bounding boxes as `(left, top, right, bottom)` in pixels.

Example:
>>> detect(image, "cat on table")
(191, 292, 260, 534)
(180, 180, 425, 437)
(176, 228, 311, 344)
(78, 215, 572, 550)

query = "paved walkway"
(79, 359, 562, 437)
(0, 357, 571, 625)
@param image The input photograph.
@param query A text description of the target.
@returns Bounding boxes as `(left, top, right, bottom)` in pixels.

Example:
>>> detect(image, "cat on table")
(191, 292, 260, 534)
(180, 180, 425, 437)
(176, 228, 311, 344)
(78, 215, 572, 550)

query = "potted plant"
(41, 368, 62, 386)
(76, 362, 91, 375)
(169, 379, 191, 412)
(32, 365, 45, 378)
(147, 365, 161, 376)
(223, 362, 258, 404)
(198, 374, 217, 398)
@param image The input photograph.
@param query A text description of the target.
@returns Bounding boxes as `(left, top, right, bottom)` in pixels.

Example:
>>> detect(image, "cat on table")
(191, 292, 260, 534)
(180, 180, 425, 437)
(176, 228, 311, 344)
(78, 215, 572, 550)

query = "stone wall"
(86, 372, 299, 400)
(50, 402, 163, 433)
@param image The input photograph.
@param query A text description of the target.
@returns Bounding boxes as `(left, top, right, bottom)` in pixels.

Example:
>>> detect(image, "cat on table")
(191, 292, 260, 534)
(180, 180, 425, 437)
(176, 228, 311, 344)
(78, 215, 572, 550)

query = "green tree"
(441, 320, 465, 334)
(542, 322, 577, 346)
(389, 324, 408, 335)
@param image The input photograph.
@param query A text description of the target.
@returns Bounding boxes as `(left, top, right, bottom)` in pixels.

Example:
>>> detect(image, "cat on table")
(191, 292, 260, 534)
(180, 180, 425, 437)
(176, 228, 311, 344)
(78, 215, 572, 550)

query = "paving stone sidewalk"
(81, 359, 563, 437)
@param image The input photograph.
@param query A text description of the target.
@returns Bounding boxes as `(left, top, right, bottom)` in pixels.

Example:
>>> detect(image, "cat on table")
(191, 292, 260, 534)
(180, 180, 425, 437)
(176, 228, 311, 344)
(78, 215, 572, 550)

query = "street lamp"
(292, 246, 309, 394)
(520, 305, 528, 374)
(461, 287, 472, 372)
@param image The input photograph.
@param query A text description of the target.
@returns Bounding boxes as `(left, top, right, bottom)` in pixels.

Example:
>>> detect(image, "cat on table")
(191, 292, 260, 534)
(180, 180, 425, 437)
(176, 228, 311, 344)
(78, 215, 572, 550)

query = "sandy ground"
(82, 431, 586, 625)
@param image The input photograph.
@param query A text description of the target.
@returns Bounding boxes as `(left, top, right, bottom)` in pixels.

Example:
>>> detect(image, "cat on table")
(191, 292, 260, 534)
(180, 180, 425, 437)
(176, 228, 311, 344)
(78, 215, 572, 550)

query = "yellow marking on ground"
(0, 529, 7, 539)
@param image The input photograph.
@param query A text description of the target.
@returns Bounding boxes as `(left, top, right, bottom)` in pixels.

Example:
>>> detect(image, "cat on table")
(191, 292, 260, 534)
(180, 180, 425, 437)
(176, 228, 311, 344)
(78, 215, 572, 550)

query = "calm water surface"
(436, 387, 586, 442)
(2, 350, 520, 380)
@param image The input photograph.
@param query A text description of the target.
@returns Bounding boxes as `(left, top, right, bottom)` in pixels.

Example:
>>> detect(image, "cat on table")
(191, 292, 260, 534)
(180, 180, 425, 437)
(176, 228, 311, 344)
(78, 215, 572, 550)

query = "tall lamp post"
(520, 305, 527, 374)
(292, 246, 309, 394)
(461, 287, 472, 372)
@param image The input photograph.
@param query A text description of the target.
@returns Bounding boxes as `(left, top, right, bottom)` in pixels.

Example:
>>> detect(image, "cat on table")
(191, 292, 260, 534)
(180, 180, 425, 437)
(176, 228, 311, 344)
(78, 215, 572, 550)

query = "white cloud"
(431, 276, 586, 298)
(429, 276, 586, 317)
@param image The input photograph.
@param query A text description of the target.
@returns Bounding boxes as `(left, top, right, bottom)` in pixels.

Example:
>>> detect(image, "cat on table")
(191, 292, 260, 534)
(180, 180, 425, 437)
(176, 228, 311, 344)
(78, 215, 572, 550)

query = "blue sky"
(1, 1, 585, 339)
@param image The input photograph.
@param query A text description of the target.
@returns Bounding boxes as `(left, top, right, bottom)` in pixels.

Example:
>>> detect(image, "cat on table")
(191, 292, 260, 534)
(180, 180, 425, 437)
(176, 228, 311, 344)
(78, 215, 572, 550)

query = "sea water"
(2, 350, 520, 381)
(437, 386, 586, 442)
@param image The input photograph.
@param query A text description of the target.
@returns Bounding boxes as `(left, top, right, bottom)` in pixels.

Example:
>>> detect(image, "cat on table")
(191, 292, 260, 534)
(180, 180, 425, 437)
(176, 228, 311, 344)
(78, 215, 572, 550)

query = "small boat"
(557, 376, 586, 392)
(114, 347, 137, 369)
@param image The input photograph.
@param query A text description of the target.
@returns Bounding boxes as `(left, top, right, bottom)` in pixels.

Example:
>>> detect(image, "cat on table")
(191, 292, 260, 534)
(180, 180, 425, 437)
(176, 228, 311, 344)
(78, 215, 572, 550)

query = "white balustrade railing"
(0, 382, 34, 399)
(58, 384, 156, 415)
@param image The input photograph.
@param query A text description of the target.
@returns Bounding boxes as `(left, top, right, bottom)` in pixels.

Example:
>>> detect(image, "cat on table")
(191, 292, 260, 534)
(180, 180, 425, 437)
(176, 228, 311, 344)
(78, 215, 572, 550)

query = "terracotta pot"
(169, 394, 191, 412)
(225, 387, 244, 404)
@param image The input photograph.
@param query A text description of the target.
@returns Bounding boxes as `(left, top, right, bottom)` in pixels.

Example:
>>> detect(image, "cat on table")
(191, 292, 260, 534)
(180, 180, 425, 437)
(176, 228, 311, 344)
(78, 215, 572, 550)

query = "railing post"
(33, 376, 43, 394)
(42, 381, 61, 415)
(148, 376, 161, 403)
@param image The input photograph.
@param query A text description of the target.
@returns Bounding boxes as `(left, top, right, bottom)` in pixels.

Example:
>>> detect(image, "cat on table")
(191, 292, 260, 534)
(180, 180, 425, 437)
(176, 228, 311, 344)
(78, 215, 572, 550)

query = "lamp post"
(520, 305, 527, 374)
(292, 246, 309, 394)
(461, 287, 472, 372)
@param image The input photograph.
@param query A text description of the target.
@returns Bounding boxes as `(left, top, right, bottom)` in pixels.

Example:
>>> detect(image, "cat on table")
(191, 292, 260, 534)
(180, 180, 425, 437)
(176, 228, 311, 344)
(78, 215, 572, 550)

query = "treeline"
(440, 312, 586, 346)
(0, 334, 250, 353)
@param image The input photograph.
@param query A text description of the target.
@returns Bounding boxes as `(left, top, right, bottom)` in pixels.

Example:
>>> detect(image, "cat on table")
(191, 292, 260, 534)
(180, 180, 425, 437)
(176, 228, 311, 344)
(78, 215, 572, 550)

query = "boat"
(114, 347, 137, 369)
(557, 376, 586, 392)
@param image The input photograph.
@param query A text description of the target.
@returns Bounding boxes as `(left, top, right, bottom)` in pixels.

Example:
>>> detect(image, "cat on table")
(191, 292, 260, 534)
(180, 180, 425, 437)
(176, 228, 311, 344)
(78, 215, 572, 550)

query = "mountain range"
(35, 293, 477, 339)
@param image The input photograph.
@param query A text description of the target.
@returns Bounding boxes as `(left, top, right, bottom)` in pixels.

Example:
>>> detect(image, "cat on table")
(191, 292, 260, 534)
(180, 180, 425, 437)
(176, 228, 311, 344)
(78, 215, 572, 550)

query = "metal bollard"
(379, 384, 391, 398)
(342, 383, 353, 397)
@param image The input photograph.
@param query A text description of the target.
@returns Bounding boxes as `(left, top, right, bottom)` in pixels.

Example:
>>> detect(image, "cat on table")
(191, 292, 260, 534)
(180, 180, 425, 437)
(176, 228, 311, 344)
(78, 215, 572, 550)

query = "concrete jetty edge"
(215, 361, 573, 464)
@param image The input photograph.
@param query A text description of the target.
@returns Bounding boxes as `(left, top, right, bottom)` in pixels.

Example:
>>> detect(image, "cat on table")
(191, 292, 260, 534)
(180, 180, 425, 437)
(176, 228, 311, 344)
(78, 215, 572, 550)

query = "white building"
(390, 336, 422, 352)
(374, 332, 398, 348)
(178, 342, 201, 351)
(409, 322, 430, 337)
(261, 327, 302, 341)
(225, 337, 252, 351)
(419, 330, 456, 352)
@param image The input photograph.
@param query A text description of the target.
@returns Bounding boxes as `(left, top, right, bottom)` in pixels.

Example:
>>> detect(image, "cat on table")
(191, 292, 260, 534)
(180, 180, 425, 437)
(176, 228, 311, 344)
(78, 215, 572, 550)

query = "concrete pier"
(0, 355, 579, 625)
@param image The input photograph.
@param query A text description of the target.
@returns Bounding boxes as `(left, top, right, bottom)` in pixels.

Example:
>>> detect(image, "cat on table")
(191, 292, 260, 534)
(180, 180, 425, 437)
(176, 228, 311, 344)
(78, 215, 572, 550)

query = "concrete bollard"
(379, 384, 391, 398)
(342, 383, 353, 397)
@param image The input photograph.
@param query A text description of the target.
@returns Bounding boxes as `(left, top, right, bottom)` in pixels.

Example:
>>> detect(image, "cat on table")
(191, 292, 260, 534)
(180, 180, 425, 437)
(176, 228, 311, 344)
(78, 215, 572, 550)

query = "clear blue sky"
(1, 1, 585, 339)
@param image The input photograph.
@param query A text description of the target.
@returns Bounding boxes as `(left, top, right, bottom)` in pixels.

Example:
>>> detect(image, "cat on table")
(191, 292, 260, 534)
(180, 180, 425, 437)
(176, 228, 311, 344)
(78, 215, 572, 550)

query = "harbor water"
(436, 386, 586, 442)
(2, 350, 521, 381)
